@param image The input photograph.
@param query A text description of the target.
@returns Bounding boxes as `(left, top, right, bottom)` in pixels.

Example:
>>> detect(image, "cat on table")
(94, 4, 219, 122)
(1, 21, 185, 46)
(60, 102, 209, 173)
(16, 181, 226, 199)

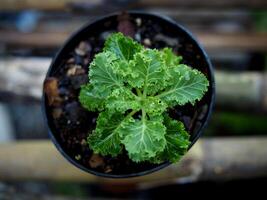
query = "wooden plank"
(1, 57, 267, 112)
(146, 8, 250, 22)
(0, 57, 50, 99)
(27, 10, 250, 34)
(0, 140, 202, 184)
(0, 0, 101, 11)
(138, 0, 267, 9)
(0, 138, 267, 185)
(0, 32, 69, 48)
(1, 31, 267, 52)
(200, 138, 267, 181)
(196, 32, 267, 52)
(216, 71, 267, 112)
(0, 0, 266, 11)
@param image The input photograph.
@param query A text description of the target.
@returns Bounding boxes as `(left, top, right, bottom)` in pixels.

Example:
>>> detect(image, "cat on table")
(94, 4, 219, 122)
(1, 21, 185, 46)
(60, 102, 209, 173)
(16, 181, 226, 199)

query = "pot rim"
(42, 10, 215, 178)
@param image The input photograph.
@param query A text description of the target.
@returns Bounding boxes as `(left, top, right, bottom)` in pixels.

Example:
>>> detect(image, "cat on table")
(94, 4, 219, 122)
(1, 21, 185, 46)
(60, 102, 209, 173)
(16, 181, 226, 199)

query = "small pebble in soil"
(70, 74, 88, 89)
(75, 48, 86, 56)
(75, 154, 81, 160)
(135, 18, 142, 26)
(65, 102, 84, 122)
(143, 38, 151, 46)
(154, 34, 179, 47)
(66, 57, 75, 64)
(91, 117, 97, 124)
(74, 55, 84, 66)
(44, 77, 62, 106)
(81, 139, 87, 146)
(89, 154, 104, 168)
(67, 66, 77, 76)
(100, 31, 114, 41)
(67, 65, 85, 77)
(135, 33, 141, 42)
(75, 41, 92, 56)
(75, 68, 85, 75)
(104, 166, 112, 173)
(52, 108, 63, 119)
(81, 41, 92, 52)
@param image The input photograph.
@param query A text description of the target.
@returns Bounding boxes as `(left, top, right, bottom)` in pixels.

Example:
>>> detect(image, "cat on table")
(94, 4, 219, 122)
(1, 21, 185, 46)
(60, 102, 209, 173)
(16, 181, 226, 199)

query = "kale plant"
(79, 33, 209, 163)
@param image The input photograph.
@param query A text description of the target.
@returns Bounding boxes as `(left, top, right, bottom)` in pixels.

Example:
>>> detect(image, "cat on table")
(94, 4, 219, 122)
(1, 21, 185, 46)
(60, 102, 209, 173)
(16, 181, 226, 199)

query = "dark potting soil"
(44, 13, 211, 175)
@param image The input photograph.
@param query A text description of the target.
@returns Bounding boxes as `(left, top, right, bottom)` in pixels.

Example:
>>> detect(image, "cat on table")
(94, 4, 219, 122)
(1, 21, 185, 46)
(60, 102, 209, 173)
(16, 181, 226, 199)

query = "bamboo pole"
(1, 31, 267, 51)
(0, 0, 101, 11)
(0, 138, 266, 185)
(0, 140, 201, 184)
(0, 0, 266, 11)
(1, 57, 267, 111)
(216, 71, 267, 112)
(0, 57, 50, 100)
(138, 0, 267, 9)
(16, 10, 250, 34)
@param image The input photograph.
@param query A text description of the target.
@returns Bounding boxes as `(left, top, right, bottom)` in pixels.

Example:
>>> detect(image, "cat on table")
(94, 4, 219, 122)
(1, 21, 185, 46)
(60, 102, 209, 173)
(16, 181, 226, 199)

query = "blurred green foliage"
(205, 111, 267, 136)
(51, 182, 88, 197)
(252, 10, 267, 32)
(252, 10, 267, 70)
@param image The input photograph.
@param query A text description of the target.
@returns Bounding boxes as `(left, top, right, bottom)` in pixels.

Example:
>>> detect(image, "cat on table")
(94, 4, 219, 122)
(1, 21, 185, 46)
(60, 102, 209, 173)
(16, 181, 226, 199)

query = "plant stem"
(111, 110, 137, 134)
(128, 110, 137, 118)
(142, 108, 146, 123)
(155, 89, 171, 99)
(143, 83, 147, 98)
(136, 88, 142, 97)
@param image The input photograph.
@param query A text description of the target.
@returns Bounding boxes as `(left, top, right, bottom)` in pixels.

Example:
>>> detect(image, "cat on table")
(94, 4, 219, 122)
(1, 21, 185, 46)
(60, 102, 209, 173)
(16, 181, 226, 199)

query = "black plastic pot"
(42, 11, 215, 178)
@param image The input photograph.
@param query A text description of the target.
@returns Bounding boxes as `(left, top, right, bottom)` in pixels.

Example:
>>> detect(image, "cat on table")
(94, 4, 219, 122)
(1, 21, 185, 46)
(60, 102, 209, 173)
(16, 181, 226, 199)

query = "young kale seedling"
(79, 33, 209, 163)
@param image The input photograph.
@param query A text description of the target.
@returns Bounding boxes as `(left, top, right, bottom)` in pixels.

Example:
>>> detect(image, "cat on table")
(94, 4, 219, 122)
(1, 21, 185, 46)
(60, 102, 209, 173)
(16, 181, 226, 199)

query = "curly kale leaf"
(121, 115, 166, 162)
(87, 111, 125, 156)
(79, 32, 209, 163)
(150, 115, 191, 164)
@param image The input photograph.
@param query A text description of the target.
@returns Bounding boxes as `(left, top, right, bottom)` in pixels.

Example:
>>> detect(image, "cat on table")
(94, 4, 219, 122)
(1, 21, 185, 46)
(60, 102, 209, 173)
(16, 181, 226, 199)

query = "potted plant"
(43, 11, 215, 178)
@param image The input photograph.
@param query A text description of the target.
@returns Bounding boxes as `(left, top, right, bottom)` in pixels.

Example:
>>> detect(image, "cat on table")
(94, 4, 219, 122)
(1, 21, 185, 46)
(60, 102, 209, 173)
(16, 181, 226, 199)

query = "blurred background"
(0, 0, 267, 199)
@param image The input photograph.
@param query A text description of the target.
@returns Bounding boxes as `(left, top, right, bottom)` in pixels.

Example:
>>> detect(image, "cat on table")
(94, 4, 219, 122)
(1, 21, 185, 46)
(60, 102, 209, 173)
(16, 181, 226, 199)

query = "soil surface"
(44, 12, 212, 175)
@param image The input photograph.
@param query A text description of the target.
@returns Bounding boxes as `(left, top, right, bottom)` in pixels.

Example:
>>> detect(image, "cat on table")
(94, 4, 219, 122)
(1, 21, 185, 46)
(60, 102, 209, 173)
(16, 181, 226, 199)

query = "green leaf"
(89, 51, 123, 93)
(161, 48, 182, 67)
(143, 96, 167, 117)
(104, 32, 143, 61)
(128, 49, 169, 95)
(79, 84, 105, 111)
(163, 116, 190, 162)
(105, 87, 141, 113)
(151, 115, 191, 164)
(104, 33, 143, 77)
(157, 64, 209, 106)
(121, 116, 166, 162)
(88, 111, 126, 157)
